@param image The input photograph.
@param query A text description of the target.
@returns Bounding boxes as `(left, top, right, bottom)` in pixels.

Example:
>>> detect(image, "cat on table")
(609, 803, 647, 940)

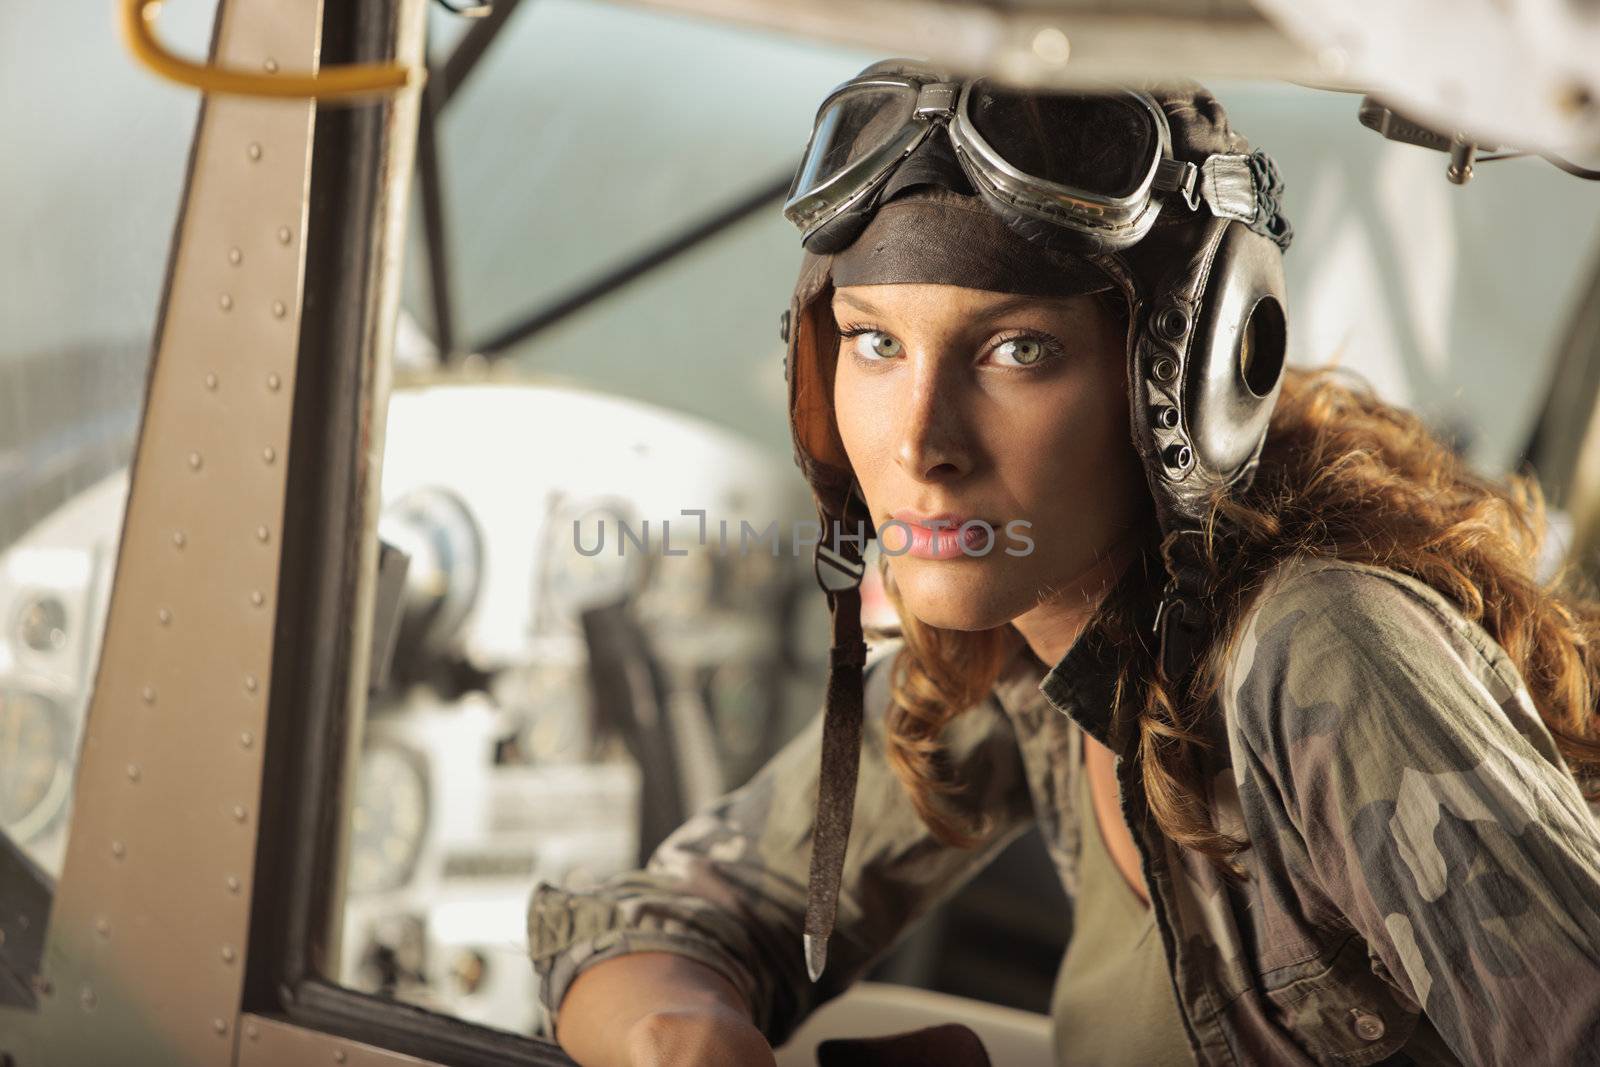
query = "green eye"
(994, 338, 1047, 366)
(851, 331, 903, 360)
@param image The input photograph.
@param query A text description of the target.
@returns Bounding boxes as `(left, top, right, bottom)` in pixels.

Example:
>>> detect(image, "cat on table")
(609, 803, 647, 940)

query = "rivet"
(244, 675, 259, 693)
(264, 57, 279, 73)
(334, 1051, 347, 1064)
(221, 944, 237, 963)
(247, 143, 262, 162)
(126, 764, 140, 782)
(251, 590, 266, 608)
(111, 840, 126, 859)
(272, 300, 287, 319)
(95, 917, 110, 938)
(157, 608, 172, 626)
(276, 226, 292, 245)
(262, 446, 276, 464)
(226, 875, 241, 894)
(204, 372, 218, 391)
(240, 730, 255, 749)
(188, 452, 203, 471)
(80, 985, 96, 1011)
(232, 804, 248, 823)
(172, 530, 187, 549)
(141, 686, 156, 704)
(255, 525, 271, 544)
(246, 1022, 260, 1040)
(1151, 356, 1178, 383)
(266, 372, 282, 392)
(219, 293, 233, 311)
(1154, 305, 1191, 341)
(228, 247, 243, 266)
(213, 1017, 228, 1035)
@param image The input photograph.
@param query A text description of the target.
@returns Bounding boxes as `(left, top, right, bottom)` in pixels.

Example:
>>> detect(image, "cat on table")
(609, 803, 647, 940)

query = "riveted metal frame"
(0, 1, 324, 1062)
(0, 1, 577, 1064)
(238, 1014, 442, 1065)
(234, 1, 574, 1064)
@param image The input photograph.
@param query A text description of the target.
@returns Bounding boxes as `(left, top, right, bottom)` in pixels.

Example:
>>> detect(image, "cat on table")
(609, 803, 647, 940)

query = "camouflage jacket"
(526, 558, 1600, 1064)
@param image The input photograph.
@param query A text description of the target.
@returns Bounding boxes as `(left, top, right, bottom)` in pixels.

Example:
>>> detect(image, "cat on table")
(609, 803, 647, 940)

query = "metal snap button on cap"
(1349, 1008, 1386, 1042)
(1154, 305, 1191, 341)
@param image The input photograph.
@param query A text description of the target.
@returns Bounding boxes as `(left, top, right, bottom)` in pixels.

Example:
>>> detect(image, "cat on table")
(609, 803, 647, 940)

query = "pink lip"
(886, 512, 997, 560)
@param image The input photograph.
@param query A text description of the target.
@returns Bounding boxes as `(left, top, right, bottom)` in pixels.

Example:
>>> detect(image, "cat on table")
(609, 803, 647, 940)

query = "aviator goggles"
(783, 67, 1292, 255)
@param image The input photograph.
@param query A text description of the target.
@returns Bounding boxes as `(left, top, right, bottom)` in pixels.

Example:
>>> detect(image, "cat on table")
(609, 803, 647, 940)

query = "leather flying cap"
(827, 125, 1113, 295)
(830, 186, 1114, 295)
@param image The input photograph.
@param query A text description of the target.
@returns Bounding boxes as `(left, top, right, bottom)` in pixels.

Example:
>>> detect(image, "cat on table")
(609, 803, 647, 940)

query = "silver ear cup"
(1182, 223, 1287, 484)
(1122, 218, 1288, 533)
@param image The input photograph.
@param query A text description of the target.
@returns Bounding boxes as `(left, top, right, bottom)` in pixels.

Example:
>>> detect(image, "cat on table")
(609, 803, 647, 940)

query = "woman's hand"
(554, 951, 775, 1067)
(623, 1003, 778, 1067)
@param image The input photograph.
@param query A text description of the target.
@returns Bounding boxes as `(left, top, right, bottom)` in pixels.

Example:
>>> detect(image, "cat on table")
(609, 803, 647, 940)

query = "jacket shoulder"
(1219, 556, 1564, 776)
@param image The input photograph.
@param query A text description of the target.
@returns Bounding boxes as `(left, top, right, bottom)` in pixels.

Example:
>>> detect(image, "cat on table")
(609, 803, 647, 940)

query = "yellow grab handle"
(120, 0, 424, 100)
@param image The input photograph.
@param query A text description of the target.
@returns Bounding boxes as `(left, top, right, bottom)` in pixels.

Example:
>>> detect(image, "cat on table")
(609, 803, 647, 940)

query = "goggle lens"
(963, 81, 1159, 200)
(789, 83, 922, 208)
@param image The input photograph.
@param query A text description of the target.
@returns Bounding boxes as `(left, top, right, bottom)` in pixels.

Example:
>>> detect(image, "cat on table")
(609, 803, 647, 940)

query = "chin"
(887, 559, 1025, 632)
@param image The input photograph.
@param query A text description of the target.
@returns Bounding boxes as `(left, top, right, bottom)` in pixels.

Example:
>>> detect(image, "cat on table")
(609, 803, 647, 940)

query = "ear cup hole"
(1240, 296, 1286, 399)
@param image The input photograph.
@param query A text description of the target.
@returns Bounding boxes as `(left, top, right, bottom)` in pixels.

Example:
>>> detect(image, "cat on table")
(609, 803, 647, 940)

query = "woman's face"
(831, 282, 1148, 632)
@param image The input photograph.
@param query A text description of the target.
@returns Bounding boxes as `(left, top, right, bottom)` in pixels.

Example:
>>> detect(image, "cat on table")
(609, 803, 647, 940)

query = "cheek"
(832, 359, 883, 476)
(997, 375, 1138, 525)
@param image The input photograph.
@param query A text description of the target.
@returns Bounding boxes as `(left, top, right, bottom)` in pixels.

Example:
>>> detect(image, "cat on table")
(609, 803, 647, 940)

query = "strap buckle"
(1153, 590, 1202, 685)
(1157, 158, 1201, 211)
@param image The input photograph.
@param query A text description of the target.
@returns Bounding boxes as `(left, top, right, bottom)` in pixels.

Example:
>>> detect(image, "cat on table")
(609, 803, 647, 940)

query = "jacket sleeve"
(525, 640, 1037, 1047)
(1224, 561, 1600, 1065)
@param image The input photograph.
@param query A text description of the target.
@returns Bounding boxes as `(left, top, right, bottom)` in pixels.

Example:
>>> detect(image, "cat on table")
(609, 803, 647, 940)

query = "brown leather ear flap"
(789, 257, 852, 477)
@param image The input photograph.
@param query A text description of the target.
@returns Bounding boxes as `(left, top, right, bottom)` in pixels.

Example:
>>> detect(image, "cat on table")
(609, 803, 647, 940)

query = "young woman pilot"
(529, 68, 1600, 1067)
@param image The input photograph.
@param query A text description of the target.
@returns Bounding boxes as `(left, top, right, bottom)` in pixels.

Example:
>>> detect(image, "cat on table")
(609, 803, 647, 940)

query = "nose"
(894, 352, 974, 482)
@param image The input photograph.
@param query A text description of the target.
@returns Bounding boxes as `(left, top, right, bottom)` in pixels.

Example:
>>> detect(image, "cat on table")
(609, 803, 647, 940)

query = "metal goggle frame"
(783, 72, 1202, 253)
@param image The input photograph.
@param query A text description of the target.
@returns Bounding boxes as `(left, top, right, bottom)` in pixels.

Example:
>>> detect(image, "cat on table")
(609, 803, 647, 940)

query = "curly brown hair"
(876, 364, 1600, 867)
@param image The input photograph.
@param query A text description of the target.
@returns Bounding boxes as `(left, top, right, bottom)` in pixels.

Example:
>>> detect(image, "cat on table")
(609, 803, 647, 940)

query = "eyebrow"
(832, 289, 1078, 323)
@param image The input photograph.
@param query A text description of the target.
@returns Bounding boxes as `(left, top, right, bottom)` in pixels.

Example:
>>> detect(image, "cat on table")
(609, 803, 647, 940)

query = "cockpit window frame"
(240, 3, 572, 1064)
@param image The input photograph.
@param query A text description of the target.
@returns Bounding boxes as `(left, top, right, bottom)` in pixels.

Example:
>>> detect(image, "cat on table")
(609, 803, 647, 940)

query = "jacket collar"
(1036, 553, 1154, 754)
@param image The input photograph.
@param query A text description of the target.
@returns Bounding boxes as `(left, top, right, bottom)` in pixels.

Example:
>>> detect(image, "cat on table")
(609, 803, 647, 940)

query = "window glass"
(0, 1, 218, 880)
(409, 0, 876, 362)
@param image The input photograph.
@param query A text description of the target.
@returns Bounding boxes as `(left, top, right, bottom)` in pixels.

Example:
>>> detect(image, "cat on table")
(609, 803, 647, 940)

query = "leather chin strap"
(803, 580, 868, 982)
(801, 486, 875, 983)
